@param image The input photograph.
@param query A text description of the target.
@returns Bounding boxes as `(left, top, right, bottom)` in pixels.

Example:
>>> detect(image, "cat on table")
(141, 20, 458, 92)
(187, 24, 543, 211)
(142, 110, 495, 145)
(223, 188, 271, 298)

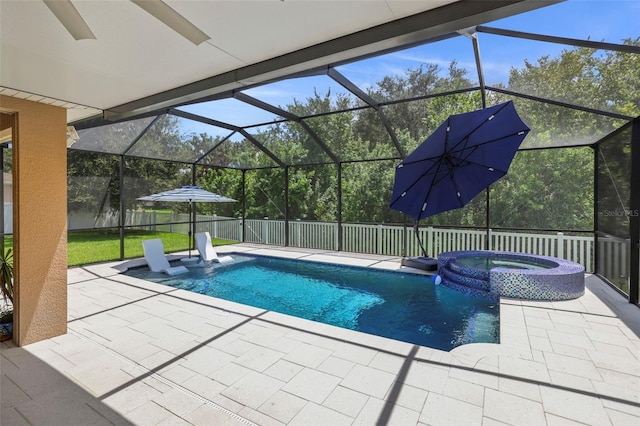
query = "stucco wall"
(0, 96, 68, 345)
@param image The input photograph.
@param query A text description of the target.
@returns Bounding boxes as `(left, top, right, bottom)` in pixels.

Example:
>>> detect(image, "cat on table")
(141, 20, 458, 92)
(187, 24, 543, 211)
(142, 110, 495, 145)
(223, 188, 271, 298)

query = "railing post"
(488, 228, 493, 250)
(589, 237, 594, 273)
(239, 217, 243, 242)
(557, 232, 564, 259)
(337, 162, 343, 251)
(213, 214, 218, 238)
(427, 226, 433, 258)
(264, 217, 269, 244)
(402, 223, 407, 258)
(377, 224, 383, 254)
(296, 219, 301, 247)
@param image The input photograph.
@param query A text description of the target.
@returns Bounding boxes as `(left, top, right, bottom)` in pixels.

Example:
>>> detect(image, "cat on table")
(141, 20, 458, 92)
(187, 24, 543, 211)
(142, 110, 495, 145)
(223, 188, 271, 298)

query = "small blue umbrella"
(389, 101, 530, 254)
(138, 186, 237, 258)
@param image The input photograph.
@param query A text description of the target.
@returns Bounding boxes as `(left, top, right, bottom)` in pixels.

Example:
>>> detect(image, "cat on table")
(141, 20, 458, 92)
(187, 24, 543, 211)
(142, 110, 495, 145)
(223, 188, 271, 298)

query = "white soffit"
(0, 0, 458, 122)
(179, 1, 456, 65)
(0, 87, 102, 123)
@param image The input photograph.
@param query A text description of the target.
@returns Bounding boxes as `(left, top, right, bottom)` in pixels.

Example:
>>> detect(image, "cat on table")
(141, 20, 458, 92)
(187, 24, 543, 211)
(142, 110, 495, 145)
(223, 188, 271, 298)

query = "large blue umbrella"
(390, 101, 529, 254)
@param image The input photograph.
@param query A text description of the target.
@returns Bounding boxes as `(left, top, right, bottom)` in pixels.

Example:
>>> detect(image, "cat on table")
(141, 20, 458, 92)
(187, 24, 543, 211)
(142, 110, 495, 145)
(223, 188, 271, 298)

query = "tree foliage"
(66, 40, 640, 232)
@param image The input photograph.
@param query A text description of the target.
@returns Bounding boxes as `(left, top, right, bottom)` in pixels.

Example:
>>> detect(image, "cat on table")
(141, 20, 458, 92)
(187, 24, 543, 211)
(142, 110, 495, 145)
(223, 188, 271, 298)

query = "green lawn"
(4, 230, 237, 267)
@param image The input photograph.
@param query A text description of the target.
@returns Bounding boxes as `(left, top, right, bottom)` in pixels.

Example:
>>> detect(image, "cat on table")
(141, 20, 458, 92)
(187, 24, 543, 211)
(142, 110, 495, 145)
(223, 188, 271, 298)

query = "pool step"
(447, 260, 490, 281)
(439, 265, 491, 293)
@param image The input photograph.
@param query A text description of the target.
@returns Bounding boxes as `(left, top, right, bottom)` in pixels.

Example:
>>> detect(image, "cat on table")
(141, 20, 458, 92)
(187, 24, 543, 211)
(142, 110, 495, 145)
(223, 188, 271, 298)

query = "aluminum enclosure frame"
(65, 21, 639, 304)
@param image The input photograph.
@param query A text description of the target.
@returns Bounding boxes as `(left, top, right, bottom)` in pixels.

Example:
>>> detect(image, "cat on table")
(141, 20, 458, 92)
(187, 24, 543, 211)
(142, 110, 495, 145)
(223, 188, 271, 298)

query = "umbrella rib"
(440, 129, 528, 174)
(402, 157, 442, 166)
(402, 117, 453, 167)
(441, 122, 525, 209)
(449, 130, 529, 155)
(451, 145, 510, 174)
(401, 126, 527, 168)
(415, 147, 453, 218)
(465, 161, 509, 174)
(446, 103, 518, 154)
(409, 116, 454, 216)
(448, 174, 465, 210)
(389, 160, 441, 205)
(414, 115, 470, 218)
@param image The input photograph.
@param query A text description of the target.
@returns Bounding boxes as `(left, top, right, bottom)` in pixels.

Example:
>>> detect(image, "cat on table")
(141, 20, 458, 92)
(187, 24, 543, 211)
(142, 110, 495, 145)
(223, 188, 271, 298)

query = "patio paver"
(1, 243, 639, 425)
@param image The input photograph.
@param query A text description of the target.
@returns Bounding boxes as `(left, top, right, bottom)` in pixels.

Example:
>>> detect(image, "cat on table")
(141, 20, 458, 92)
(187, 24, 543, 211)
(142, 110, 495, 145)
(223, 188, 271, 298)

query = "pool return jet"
(389, 101, 530, 271)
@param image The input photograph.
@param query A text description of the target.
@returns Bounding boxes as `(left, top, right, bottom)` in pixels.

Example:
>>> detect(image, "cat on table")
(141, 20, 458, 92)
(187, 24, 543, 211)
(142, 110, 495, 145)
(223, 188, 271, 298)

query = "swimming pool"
(125, 254, 499, 351)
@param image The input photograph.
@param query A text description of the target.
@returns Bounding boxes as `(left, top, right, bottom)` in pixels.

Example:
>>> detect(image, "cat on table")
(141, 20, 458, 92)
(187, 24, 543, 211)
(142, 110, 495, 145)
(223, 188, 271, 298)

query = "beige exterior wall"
(0, 95, 68, 346)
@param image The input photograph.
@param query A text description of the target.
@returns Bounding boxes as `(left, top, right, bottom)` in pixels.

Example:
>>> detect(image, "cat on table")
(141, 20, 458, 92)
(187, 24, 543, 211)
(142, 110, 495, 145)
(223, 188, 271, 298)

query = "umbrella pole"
(188, 201, 193, 258)
(414, 221, 428, 258)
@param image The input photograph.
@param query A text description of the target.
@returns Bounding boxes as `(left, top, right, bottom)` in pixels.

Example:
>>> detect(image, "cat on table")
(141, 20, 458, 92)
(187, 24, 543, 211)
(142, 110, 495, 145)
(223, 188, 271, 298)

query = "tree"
(67, 39, 638, 235)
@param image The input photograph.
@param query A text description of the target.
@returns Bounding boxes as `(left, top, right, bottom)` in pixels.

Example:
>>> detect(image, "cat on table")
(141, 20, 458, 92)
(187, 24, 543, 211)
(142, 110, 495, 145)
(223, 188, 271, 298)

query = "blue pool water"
(455, 256, 552, 271)
(125, 254, 499, 351)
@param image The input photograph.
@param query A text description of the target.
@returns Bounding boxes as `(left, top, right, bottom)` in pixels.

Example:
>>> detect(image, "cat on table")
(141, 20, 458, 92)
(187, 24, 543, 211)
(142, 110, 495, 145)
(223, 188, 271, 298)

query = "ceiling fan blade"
(43, 0, 96, 40)
(130, 0, 210, 46)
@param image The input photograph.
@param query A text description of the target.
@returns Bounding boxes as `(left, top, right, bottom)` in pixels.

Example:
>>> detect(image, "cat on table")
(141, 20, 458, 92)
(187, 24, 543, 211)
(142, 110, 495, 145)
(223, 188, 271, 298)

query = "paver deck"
(2, 244, 639, 425)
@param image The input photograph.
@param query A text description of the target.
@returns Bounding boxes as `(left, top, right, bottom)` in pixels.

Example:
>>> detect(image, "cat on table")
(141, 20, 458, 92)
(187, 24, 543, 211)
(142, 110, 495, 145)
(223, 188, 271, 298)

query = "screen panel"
(596, 125, 632, 295)
(491, 147, 594, 231)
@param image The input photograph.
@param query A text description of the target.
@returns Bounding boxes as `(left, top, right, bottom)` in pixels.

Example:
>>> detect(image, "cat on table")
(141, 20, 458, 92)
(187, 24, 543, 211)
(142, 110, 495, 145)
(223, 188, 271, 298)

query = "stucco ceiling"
(0, 0, 555, 123)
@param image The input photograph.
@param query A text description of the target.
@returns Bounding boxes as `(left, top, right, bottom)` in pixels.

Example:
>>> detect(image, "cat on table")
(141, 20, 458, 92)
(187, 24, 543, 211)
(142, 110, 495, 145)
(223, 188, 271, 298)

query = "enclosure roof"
(2, 1, 638, 167)
(0, 0, 552, 123)
(59, 0, 639, 167)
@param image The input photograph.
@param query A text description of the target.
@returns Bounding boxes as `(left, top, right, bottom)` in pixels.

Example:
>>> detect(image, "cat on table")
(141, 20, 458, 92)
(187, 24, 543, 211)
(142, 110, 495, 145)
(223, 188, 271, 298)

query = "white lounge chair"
(142, 239, 189, 276)
(195, 232, 233, 263)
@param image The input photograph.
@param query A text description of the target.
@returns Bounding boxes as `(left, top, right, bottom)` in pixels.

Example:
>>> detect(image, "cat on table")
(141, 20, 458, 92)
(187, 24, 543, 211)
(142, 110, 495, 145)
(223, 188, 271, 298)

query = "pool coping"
(122, 248, 500, 352)
(111, 243, 639, 367)
(112, 243, 637, 358)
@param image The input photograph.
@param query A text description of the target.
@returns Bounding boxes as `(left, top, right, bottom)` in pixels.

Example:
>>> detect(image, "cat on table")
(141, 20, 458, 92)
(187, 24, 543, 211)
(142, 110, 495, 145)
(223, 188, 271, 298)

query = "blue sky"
(177, 0, 639, 138)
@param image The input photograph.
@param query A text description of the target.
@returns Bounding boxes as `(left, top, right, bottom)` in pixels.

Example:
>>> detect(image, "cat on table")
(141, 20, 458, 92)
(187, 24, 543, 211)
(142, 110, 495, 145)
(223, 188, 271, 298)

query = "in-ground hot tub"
(437, 250, 585, 301)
